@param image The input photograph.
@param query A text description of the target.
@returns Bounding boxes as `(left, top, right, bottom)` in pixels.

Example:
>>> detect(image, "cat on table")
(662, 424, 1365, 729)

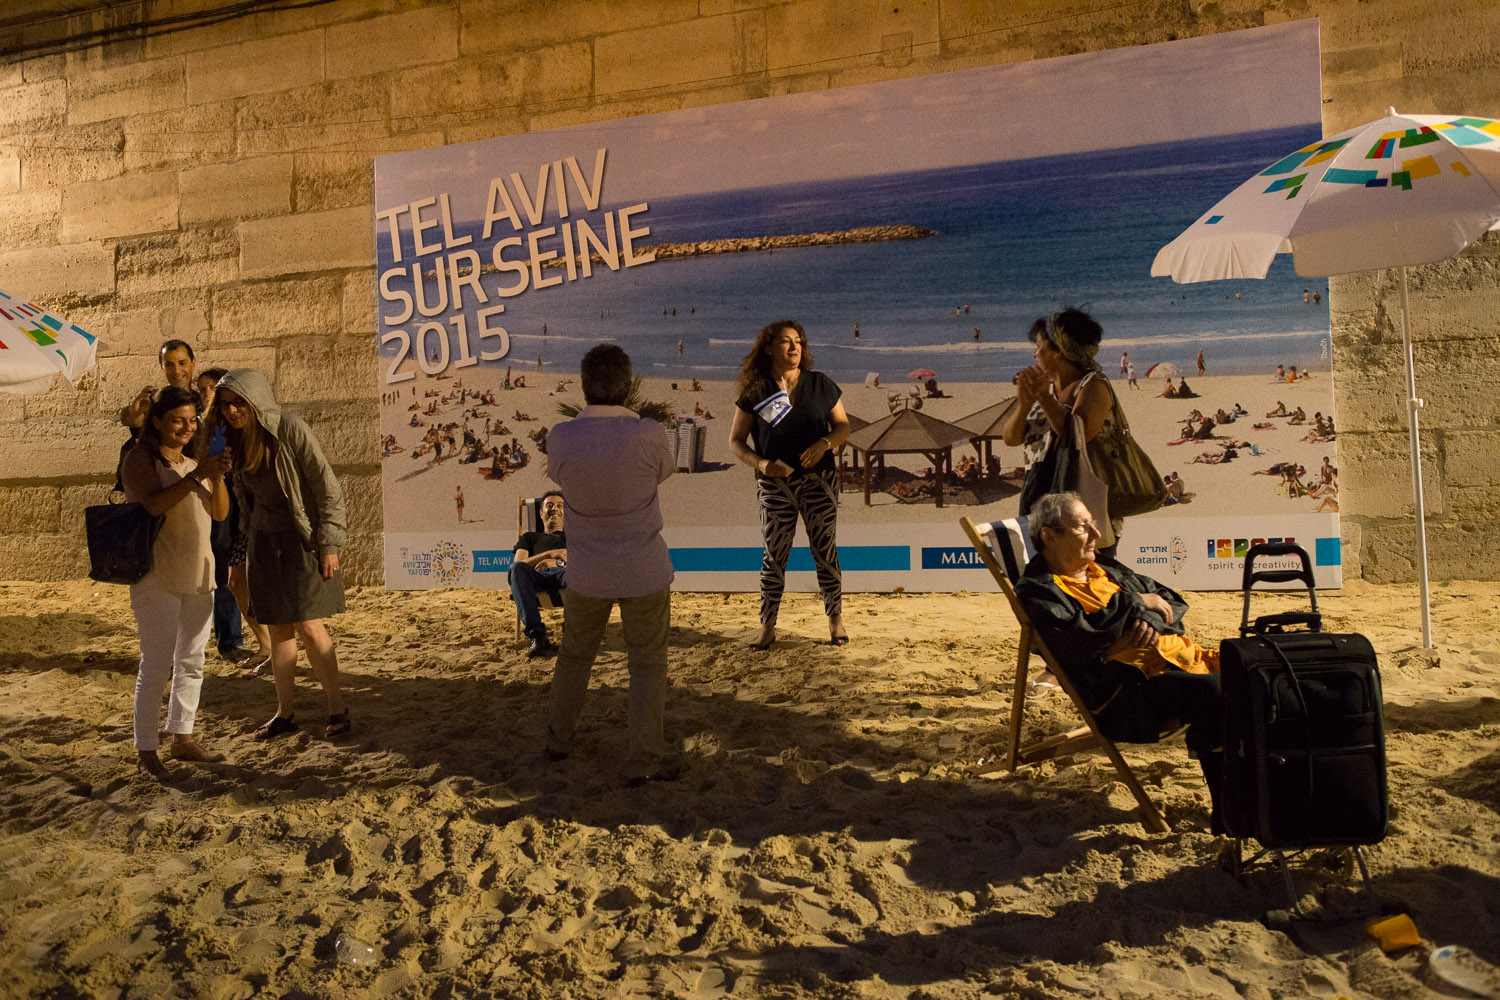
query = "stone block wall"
(1, 0, 1497, 584)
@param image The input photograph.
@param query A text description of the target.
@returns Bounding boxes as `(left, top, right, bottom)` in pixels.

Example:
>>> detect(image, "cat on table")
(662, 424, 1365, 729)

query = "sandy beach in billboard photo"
(380, 357, 1339, 540)
(3, 576, 1497, 997)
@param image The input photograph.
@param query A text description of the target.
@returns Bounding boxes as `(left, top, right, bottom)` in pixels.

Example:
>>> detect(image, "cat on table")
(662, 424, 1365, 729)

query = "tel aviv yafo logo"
(431, 539, 469, 587)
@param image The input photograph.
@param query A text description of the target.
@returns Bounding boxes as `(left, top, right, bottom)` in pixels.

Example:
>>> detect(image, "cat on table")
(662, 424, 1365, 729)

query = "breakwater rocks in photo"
(646, 224, 940, 260)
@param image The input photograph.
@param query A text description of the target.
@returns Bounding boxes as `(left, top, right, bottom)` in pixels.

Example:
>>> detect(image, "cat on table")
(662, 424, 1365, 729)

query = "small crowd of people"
(119, 340, 349, 780)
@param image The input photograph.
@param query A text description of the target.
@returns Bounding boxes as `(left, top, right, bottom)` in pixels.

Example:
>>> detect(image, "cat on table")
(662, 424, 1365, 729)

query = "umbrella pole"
(1398, 266, 1434, 648)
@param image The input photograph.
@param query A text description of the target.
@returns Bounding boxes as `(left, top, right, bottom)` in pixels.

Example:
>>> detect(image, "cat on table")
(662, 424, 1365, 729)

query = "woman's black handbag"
(85, 494, 162, 584)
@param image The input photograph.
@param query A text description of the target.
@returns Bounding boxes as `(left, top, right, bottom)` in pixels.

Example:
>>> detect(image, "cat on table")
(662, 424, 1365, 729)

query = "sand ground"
(2, 578, 1496, 999)
(380, 365, 1338, 537)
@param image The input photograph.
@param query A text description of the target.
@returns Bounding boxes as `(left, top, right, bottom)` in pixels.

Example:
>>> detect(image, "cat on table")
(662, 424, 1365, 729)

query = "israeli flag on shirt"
(754, 389, 792, 427)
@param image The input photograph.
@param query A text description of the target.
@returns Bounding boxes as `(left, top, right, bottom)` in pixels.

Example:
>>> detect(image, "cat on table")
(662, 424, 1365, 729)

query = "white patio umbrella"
(1152, 109, 1500, 648)
(0, 289, 99, 394)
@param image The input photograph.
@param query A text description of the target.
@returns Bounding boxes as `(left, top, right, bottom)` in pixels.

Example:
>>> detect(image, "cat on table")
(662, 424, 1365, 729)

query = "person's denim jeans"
(509, 562, 566, 638)
(212, 583, 242, 654)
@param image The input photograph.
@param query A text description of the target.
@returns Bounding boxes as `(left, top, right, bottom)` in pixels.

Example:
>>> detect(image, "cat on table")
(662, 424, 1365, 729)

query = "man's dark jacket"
(1013, 553, 1192, 714)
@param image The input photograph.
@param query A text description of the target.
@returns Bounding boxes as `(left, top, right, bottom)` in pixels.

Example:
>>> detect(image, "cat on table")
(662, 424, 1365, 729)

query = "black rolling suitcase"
(1220, 543, 1387, 849)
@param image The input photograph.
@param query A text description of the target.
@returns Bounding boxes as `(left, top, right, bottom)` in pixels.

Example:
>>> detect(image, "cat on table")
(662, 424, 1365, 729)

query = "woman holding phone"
(728, 321, 851, 649)
(121, 386, 233, 779)
(213, 368, 351, 740)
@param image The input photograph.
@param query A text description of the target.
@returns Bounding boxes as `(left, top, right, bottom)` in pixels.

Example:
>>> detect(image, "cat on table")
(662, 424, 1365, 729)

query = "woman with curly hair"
(728, 320, 852, 649)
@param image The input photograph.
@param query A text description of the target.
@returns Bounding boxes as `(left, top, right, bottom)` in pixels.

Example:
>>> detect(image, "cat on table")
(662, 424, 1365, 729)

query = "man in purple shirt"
(544, 344, 676, 784)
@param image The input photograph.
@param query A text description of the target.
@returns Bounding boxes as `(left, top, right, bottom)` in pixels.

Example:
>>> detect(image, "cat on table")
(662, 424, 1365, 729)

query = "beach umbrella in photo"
(907, 368, 937, 380)
(1151, 109, 1500, 647)
(0, 289, 98, 395)
(1143, 362, 1180, 379)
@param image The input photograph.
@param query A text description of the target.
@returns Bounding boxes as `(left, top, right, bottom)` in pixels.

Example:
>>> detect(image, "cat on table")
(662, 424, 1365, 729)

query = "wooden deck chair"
(513, 496, 565, 637)
(959, 515, 1171, 833)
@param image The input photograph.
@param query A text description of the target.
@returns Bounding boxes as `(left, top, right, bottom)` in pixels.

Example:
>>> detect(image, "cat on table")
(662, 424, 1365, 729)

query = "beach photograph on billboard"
(372, 19, 1335, 592)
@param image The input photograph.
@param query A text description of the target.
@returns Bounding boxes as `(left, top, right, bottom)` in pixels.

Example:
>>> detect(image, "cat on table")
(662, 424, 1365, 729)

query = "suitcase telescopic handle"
(1240, 543, 1319, 635)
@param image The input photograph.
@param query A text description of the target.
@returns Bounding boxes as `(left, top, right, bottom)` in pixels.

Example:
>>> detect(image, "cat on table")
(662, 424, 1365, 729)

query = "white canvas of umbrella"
(0, 289, 99, 394)
(1152, 109, 1500, 647)
(1144, 361, 1180, 380)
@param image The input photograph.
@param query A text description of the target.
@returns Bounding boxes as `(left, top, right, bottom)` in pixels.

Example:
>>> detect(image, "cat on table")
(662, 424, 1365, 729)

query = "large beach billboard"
(373, 20, 1338, 592)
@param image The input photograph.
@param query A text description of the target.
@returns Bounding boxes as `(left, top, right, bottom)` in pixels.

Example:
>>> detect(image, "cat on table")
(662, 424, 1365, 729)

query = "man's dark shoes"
(526, 634, 556, 659)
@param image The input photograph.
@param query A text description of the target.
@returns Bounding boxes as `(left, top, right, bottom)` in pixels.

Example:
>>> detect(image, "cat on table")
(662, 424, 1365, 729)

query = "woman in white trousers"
(120, 385, 232, 779)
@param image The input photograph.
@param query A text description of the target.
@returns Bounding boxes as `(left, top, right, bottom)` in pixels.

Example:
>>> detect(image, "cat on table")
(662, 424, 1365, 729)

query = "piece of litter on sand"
(1429, 945, 1500, 999)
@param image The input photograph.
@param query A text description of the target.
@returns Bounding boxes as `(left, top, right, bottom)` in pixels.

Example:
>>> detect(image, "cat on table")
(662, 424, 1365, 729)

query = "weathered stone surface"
(239, 205, 375, 280)
(237, 78, 389, 157)
(20, 367, 102, 420)
(0, 155, 19, 194)
(255, 0, 393, 37)
(276, 335, 378, 404)
(326, 5, 458, 80)
(1443, 431, 1500, 490)
(0, 62, 20, 90)
(289, 131, 441, 214)
(58, 483, 116, 535)
(460, 0, 696, 55)
(69, 57, 186, 126)
(122, 101, 236, 172)
(1320, 42, 1404, 87)
(597, 11, 763, 95)
(4, 415, 124, 479)
(61, 171, 178, 243)
(184, 31, 325, 105)
(767, 0, 933, 75)
(19, 121, 125, 188)
(339, 527, 383, 586)
(283, 405, 378, 466)
(115, 227, 238, 297)
(1338, 429, 1445, 521)
(21, 55, 64, 83)
(0, 79, 65, 137)
(180, 155, 294, 224)
(343, 270, 377, 334)
(77, 301, 209, 359)
(0, 242, 115, 299)
(390, 45, 591, 124)
(210, 277, 344, 346)
(0, 189, 62, 250)
(0, 533, 90, 581)
(0, 487, 62, 534)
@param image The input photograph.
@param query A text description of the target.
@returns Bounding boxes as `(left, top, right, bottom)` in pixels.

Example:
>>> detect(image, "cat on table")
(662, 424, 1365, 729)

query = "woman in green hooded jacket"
(213, 368, 351, 739)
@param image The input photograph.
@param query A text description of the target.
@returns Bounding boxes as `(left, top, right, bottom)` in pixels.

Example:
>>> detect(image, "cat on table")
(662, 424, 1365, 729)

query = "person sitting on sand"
(1215, 408, 1235, 425)
(555, 380, 572, 393)
(1190, 417, 1216, 441)
(1286, 365, 1300, 383)
(1176, 377, 1197, 398)
(1281, 464, 1308, 497)
(1288, 406, 1306, 426)
(691, 379, 703, 392)
(1274, 364, 1285, 381)
(1162, 475, 1179, 505)
(1159, 377, 1177, 398)
(1015, 492, 1226, 831)
(1266, 400, 1287, 418)
(1164, 472, 1185, 503)
(513, 375, 527, 389)
(1233, 403, 1248, 417)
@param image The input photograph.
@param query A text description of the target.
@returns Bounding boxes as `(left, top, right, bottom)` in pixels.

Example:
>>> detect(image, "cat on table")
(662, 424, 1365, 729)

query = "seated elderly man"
(1015, 492, 1225, 829)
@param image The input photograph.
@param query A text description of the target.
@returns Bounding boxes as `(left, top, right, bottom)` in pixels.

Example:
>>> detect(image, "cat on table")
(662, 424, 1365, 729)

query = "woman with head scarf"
(212, 369, 351, 740)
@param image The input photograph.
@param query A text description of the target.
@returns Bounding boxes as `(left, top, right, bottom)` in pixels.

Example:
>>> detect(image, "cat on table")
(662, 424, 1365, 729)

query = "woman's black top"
(736, 370, 842, 479)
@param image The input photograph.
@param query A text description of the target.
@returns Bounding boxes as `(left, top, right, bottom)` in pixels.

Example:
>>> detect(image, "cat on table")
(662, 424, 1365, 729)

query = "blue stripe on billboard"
(671, 546, 910, 572)
(473, 550, 513, 573)
(1315, 536, 1341, 567)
